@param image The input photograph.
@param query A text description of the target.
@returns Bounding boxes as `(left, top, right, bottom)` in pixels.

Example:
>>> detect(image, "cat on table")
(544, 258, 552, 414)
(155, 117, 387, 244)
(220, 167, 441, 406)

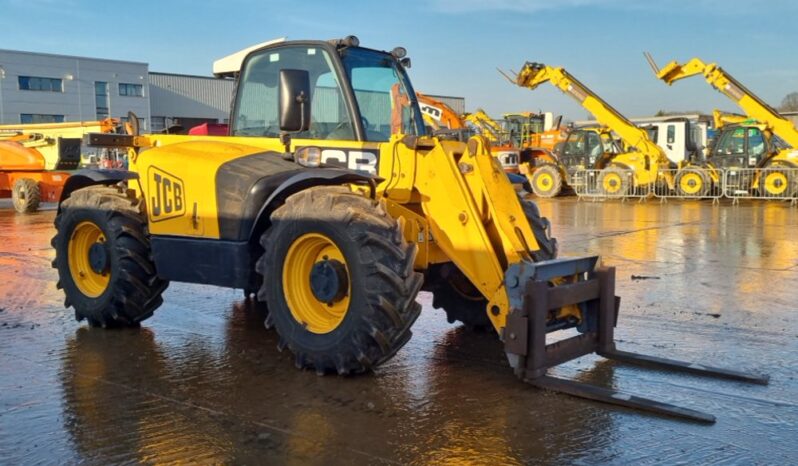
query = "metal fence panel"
(723, 168, 798, 202)
(561, 167, 797, 203)
(571, 169, 649, 199)
(651, 168, 723, 200)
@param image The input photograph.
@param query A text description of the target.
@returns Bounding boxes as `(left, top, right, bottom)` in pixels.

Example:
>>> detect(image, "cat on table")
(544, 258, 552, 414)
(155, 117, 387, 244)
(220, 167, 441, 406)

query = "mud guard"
(58, 169, 139, 207)
(246, 169, 378, 242)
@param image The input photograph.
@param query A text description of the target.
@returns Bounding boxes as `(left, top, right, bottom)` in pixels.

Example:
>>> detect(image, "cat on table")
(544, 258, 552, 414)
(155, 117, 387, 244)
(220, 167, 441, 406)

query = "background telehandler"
(506, 63, 675, 198)
(648, 54, 798, 197)
(51, 37, 765, 422)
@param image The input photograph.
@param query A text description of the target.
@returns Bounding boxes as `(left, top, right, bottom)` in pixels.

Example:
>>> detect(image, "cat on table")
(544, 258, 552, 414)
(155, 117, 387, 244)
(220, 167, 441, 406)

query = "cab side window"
(586, 131, 602, 157)
(564, 132, 585, 156)
(716, 129, 746, 155)
(748, 128, 765, 158)
(232, 46, 354, 140)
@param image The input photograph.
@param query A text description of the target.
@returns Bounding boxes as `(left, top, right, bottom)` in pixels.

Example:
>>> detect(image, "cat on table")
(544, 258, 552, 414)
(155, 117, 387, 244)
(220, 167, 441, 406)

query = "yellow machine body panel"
(132, 135, 384, 238)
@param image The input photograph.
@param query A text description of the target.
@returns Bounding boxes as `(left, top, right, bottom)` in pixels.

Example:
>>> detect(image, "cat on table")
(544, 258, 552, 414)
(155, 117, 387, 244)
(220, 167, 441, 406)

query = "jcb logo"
(319, 149, 378, 175)
(148, 167, 185, 222)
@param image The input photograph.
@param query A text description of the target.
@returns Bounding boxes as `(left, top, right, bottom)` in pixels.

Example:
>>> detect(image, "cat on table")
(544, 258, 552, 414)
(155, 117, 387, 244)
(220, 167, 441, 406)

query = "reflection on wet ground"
(1, 198, 796, 464)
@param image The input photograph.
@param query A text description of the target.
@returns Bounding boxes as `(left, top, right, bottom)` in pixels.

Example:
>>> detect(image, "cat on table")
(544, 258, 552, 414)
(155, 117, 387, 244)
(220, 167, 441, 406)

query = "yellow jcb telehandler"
(51, 37, 766, 422)
(647, 54, 798, 198)
(504, 63, 675, 198)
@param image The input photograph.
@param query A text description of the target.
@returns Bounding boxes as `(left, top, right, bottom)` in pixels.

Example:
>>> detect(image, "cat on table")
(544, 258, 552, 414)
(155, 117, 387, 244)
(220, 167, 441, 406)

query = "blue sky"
(2, 0, 797, 119)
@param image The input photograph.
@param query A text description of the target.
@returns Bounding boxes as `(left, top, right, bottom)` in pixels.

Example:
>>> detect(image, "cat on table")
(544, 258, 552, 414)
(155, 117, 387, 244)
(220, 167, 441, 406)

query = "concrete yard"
(1, 197, 796, 464)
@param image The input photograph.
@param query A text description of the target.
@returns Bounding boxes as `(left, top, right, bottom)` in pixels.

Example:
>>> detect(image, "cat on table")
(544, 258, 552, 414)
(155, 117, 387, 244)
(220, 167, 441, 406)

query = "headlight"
(295, 146, 321, 168)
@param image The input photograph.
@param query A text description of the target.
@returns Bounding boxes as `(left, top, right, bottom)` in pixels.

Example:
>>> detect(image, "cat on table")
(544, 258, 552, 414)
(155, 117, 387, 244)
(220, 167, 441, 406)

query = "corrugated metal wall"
(428, 94, 465, 115)
(148, 72, 235, 120)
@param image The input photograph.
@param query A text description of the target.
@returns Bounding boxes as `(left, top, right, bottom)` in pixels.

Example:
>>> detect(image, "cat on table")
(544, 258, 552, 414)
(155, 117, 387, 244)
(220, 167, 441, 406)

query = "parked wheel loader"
(502, 111, 570, 192)
(647, 54, 798, 198)
(52, 36, 766, 422)
(0, 119, 118, 213)
(504, 63, 675, 198)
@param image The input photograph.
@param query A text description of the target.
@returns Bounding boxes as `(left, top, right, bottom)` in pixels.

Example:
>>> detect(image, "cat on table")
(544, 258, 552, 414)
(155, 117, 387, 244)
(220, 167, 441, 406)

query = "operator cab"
(558, 127, 620, 175)
(709, 124, 783, 168)
(230, 36, 425, 143)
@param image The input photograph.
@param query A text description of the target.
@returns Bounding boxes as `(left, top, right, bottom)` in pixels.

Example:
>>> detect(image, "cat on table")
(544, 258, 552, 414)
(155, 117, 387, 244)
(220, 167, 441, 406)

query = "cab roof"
(212, 38, 286, 78)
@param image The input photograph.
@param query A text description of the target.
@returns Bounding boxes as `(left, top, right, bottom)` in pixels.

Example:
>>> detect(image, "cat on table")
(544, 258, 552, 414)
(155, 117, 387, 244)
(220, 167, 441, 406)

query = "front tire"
(12, 178, 40, 214)
(675, 168, 710, 197)
(51, 184, 168, 327)
(597, 166, 631, 198)
(529, 164, 563, 198)
(256, 186, 422, 375)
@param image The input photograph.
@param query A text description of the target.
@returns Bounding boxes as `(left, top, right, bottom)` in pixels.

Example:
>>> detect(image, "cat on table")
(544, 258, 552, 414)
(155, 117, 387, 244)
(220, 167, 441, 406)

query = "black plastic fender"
(246, 168, 378, 243)
(58, 169, 139, 209)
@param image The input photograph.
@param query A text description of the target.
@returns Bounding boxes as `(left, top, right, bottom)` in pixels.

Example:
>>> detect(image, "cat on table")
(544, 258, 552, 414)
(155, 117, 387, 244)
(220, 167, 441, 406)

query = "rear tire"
(529, 164, 562, 198)
(597, 166, 631, 198)
(256, 186, 422, 375)
(51, 184, 168, 327)
(12, 178, 40, 214)
(431, 195, 558, 329)
(675, 168, 710, 197)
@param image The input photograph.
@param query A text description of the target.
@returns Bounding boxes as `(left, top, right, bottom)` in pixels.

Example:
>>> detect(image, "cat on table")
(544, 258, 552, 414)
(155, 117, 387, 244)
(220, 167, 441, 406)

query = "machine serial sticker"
(148, 166, 186, 222)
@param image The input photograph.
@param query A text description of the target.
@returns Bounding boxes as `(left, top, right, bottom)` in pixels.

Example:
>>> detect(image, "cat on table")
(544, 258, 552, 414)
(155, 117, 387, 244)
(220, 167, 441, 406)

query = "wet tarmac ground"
(1, 197, 797, 465)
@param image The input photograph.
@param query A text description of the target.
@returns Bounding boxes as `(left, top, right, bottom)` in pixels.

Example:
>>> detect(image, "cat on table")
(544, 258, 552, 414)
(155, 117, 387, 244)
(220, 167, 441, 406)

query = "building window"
(18, 76, 63, 92)
(21, 114, 65, 124)
(119, 83, 143, 97)
(95, 81, 110, 119)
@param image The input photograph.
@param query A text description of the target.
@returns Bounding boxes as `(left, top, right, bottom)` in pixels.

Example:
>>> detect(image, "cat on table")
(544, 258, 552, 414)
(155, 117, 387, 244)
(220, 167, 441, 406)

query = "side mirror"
(279, 69, 311, 132)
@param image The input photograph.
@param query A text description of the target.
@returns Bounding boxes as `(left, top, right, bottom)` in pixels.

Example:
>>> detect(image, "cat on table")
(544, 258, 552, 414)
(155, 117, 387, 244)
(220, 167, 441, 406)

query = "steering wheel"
(326, 120, 354, 140)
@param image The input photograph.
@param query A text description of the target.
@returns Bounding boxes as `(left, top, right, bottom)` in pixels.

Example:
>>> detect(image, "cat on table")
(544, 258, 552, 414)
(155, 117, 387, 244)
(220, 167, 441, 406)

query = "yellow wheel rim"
(679, 172, 703, 195)
(283, 233, 351, 334)
(68, 221, 110, 298)
(764, 172, 788, 195)
(535, 172, 553, 190)
(602, 173, 622, 193)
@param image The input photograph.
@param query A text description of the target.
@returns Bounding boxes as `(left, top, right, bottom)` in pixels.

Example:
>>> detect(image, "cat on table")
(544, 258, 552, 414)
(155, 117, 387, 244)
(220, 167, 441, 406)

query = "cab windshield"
(340, 47, 423, 141)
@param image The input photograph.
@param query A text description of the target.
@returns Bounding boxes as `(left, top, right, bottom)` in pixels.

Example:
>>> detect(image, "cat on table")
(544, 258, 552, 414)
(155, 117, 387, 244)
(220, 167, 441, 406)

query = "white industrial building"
(0, 48, 465, 133)
(0, 49, 150, 127)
